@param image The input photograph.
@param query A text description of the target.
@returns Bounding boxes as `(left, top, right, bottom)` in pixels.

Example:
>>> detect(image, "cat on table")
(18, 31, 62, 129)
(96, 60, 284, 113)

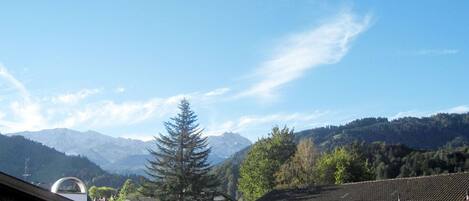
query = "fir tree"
(144, 99, 218, 201)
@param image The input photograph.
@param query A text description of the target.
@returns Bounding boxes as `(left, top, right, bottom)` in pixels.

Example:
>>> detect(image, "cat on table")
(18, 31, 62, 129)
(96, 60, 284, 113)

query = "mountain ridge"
(0, 134, 138, 188)
(7, 128, 252, 175)
(214, 112, 469, 199)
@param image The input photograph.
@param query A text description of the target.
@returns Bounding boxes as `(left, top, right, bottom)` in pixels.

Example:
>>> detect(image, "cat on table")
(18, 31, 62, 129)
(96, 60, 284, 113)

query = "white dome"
(51, 177, 86, 194)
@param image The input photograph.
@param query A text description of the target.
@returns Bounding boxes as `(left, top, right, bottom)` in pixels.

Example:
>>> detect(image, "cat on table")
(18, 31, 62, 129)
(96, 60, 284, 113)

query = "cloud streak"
(0, 64, 229, 132)
(0, 64, 47, 132)
(416, 49, 459, 56)
(205, 111, 329, 139)
(0, 64, 31, 101)
(52, 88, 101, 104)
(56, 95, 186, 128)
(239, 11, 371, 98)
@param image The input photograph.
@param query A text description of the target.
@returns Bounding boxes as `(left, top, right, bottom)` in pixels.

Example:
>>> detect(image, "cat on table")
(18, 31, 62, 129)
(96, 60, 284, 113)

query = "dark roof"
(0, 171, 72, 201)
(258, 172, 469, 201)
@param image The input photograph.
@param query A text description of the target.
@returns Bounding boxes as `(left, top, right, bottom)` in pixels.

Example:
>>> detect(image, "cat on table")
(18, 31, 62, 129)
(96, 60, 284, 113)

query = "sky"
(0, 0, 468, 142)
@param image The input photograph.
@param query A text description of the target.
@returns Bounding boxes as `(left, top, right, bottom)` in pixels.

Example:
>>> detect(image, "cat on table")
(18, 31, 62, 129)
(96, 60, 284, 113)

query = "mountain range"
(0, 134, 138, 188)
(7, 129, 251, 175)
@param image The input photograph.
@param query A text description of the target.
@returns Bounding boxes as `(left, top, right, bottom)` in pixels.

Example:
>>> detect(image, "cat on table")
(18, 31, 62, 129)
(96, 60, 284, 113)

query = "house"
(0, 171, 72, 201)
(257, 172, 469, 201)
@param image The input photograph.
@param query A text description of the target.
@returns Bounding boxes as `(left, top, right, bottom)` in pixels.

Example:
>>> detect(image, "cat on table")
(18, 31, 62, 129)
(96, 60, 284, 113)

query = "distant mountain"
(8, 129, 251, 175)
(208, 132, 252, 164)
(295, 113, 469, 150)
(215, 112, 469, 199)
(9, 128, 150, 167)
(0, 134, 138, 188)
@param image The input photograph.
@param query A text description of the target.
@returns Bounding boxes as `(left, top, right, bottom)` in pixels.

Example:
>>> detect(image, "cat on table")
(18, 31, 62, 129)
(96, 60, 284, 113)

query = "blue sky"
(0, 1, 468, 141)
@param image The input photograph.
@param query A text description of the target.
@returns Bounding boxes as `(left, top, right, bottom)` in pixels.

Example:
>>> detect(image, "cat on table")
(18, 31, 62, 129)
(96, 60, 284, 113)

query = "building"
(0, 171, 72, 201)
(258, 172, 469, 201)
(51, 177, 88, 201)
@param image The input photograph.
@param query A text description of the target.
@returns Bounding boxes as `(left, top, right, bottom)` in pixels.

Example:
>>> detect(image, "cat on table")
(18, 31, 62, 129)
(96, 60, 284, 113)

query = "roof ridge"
(341, 172, 469, 185)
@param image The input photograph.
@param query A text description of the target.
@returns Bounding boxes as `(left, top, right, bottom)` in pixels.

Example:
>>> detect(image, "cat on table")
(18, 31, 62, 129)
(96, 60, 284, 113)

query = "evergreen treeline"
(0, 134, 140, 188)
(296, 113, 469, 150)
(358, 142, 469, 179)
(215, 112, 469, 200)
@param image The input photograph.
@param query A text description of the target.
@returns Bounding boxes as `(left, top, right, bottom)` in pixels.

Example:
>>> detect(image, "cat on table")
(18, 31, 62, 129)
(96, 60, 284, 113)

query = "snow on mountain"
(7, 128, 251, 175)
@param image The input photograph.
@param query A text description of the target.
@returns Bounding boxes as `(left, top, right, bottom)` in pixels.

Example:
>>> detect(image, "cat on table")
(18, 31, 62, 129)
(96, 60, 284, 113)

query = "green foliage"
(216, 112, 469, 198)
(238, 126, 296, 201)
(296, 113, 469, 150)
(116, 179, 137, 201)
(88, 186, 117, 200)
(275, 138, 318, 188)
(315, 147, 373, 184)
(358, 142, 469, 179)
(212, 147, 249, 200)
(144, 99, 218, 201)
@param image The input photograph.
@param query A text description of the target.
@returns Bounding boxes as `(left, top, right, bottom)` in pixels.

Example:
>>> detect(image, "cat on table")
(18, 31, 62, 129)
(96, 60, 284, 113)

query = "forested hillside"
(296, 113, 469, 150)
(0, 134, 140, 188)
(214, 113, 469, 200)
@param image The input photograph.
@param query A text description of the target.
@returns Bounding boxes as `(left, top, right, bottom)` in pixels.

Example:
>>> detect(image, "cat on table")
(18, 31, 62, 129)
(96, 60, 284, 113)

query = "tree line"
(86, 100, 469, 201)
(236, 128, 469, 201)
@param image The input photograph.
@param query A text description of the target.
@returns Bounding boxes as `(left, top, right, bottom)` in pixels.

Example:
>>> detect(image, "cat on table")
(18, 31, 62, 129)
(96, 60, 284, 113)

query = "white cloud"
(416, 49, 459, 56)
(204, 88, 231, 97)
(56, 95, 186, 128)
(239, 11, 371, 98)
(0, 64, 31, 101)
(205, 111, 328, 137)
(443, 105, 469, 114)
(58, 88, 235, 129)
(115, 87, 126, 93)
(391, 105, 469, 120)
(0, 64, 47, 132)
(120, 133, 155, 142)
(52, 88, 101, 104)
(390, 110, 430, 119)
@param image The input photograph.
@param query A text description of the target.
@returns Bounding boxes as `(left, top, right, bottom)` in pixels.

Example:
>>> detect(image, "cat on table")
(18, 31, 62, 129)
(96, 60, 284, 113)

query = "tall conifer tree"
(144, 99, 218, 201)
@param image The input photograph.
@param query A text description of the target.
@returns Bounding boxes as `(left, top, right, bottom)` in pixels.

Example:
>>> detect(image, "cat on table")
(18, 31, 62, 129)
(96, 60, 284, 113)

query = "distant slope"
(0, 134, 138, 188)
(215, 112, 469, 199)
(208, 132, 252, 164)
(107, 132, 252, 174)
(9, 128, 149, 167)
(213, 147, 251, 199)
(9, 129, 251, 175)
(296, 113, 469, 150)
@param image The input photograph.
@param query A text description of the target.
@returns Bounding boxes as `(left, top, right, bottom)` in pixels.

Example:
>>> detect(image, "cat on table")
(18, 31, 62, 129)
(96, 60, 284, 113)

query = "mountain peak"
(8, 128, 252, 174)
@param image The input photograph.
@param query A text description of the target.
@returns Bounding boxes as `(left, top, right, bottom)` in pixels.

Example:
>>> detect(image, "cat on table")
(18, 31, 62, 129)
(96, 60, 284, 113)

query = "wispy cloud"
(391, 105, 469, 119)
(52, 88, 101, 104)
(120, 133, 155, 142)
(204, 87, 231, 97)
(205, 111, 328, 138)
(444, 105, 469, 114)
(0, 64, 31, 101)
(0, 64, 47, 132)
(238, 11, 371, 98)
(0, 65, 234, 133)
(390, 110, 430, 119)
(115, 87, 126, 94)
(55, 95, 186, 128)
(416, 49, 459, 56)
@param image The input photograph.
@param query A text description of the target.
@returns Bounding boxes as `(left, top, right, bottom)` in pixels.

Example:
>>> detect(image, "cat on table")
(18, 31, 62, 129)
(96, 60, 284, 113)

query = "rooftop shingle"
(258, 172, 469, 201)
